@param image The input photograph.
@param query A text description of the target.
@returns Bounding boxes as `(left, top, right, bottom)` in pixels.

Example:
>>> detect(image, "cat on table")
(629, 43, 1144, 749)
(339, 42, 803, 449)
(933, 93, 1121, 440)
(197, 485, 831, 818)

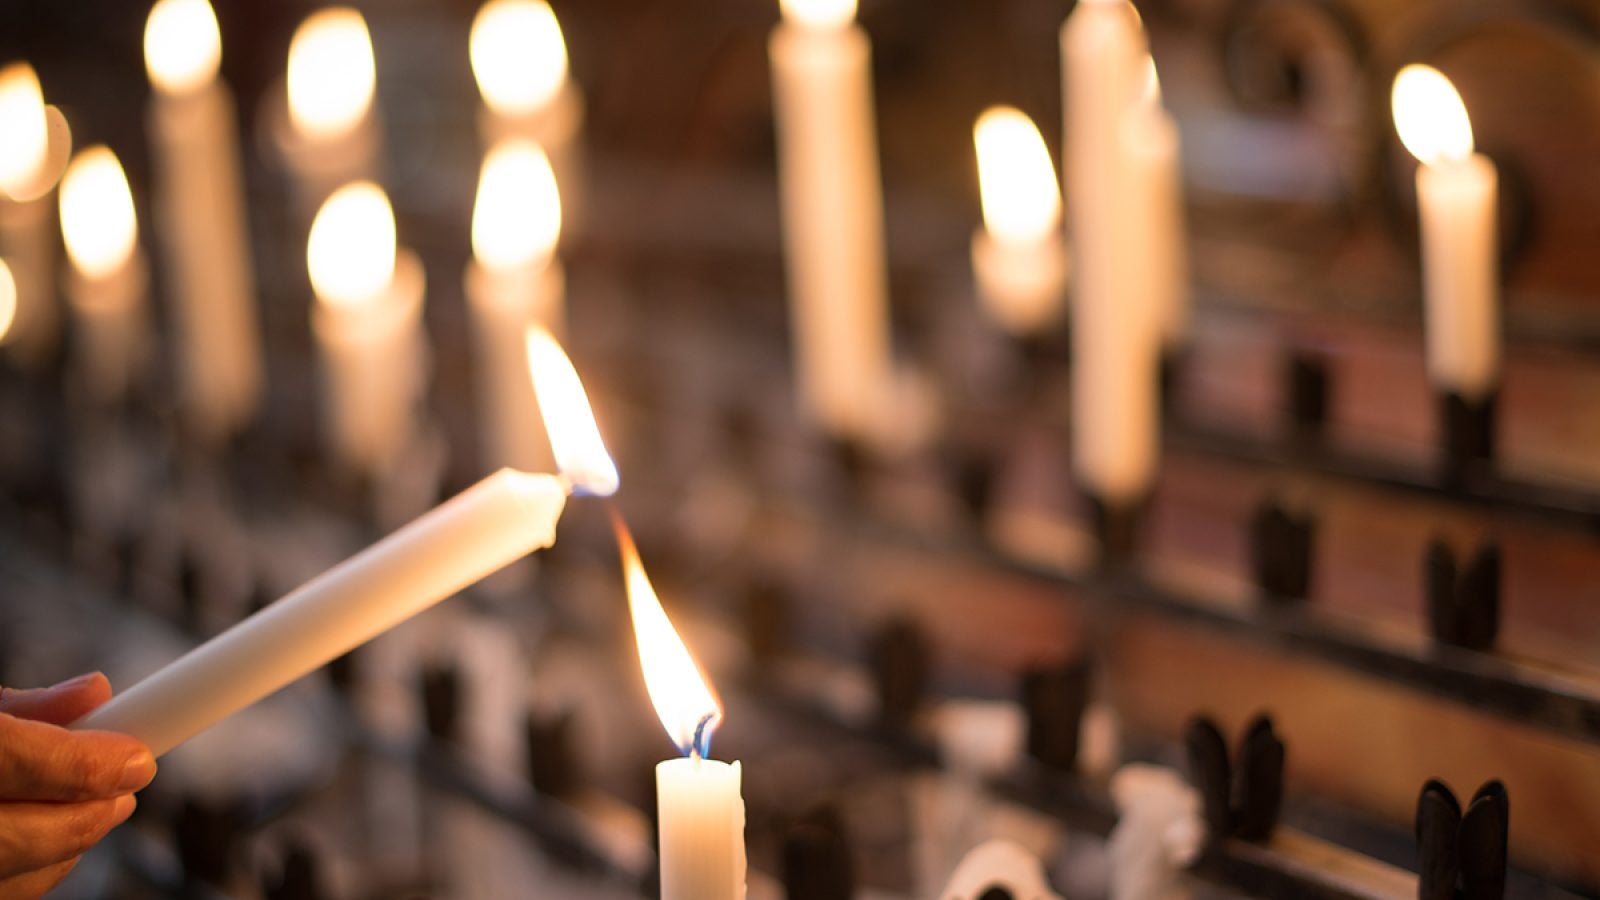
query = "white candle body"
(65, 251, 150, 404)
(1417, 154, 1498, 401)
(656, 757, 747, 900)
(477, 83, 585, 233)
(148, 81, 263, 440)
(75, 468, 568, 756)
(313, 250, 427, 475)
(1062, 0, 1159, 504)
(1126, 108, 1188, 348)
(0, 195, 58, 363)
(465, 258, 562, 474)
(970, 229, 1068, 336)
(770, 22, 893, 442)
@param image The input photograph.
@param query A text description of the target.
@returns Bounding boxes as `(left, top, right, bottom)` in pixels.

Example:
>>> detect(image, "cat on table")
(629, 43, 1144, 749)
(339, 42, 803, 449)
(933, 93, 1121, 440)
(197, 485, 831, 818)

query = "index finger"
(0, 714, 155, 802)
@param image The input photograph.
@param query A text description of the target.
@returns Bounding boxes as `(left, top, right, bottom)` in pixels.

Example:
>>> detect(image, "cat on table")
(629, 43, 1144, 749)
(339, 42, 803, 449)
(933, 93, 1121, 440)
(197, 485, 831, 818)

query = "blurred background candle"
(307, 182, 427, 476)
(0, 62, 71, 366)
(970, 106, 1068, 337)
(59, 146, 150, 404)
(0, 260, 17, 346)
(1125, 57, 1188, 351)
(466, 138, 563, 475)
(470, 0, 584, 229)
(616, 517, 746, 900)
(770, 0, 894, 445)
(144, 0, 263, 441)
(274, 7, 382, 215)
(1391, 64, 1499, 403)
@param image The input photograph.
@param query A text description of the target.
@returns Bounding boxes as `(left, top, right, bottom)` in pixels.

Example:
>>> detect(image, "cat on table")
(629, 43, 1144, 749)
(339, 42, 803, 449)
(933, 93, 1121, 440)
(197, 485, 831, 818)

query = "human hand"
(0, 673, 156, 899)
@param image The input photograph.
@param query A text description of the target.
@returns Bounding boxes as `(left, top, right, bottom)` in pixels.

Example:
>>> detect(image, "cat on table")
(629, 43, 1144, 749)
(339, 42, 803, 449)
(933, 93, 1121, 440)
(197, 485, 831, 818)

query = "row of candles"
(0, 0, 1504, 896)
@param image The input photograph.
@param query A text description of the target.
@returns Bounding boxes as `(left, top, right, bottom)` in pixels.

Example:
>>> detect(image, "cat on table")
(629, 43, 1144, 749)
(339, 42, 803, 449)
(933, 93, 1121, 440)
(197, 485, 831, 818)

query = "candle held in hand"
(1391, 64, 1499, 402)
(615, 516, 746, 900)
(971, 106, 1067, 336)
(75, 328, 618, 755)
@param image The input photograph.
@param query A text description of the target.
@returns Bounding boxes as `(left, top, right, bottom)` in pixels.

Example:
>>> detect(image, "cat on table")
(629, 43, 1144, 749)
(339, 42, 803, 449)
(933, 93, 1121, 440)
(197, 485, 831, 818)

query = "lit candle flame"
(525, 326, 619, 496)
(470, 0, 569, 117)
(0, 260, 16, 343)
(307, 182, 395, 310)
(1391, 64, 1474, 165)
(613, 511, 722, 758)
(472, 139, 561, 273)
(974, 106, 1061, 246)
(144, 0, 222, 95)
(0, 64, 48, 199)
(779, 0, 857, 31)
(60, 146, 138, 281)
(288, 8, 376, 141)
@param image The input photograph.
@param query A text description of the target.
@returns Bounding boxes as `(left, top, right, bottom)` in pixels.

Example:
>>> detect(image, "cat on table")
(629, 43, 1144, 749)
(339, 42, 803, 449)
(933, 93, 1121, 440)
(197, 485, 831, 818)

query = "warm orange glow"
(60, 147, 138, 280)
(1392, 64, 1474, 165)
(307, 182, 395, 310)
(470, 0, 569, 116)
(525, 326, 618, 496)
(779, 0, 856, 31)
(472, 139, 561, 272)
(144, 0, 222, 95)
(0, 260, 15, 342)
(288, 8, 376, 141)
(613, 513, 722, 757)
(973, 106, 1061, 245)
(0, 64, 48, 198)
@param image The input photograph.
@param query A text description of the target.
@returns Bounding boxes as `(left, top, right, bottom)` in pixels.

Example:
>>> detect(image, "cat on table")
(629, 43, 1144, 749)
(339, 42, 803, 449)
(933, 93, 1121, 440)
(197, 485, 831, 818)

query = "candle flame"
(0, 260, 15, 343)
(779, 0, 857, 31)
(613, 512, 722, 757)
(308, 182, 395, 310)
(60, 146, 138, 281)
(0, 64, 48, 199)
(472, 139, 562, 273)
(288, 8, 376, 142)
(470, 0, 569, 117)
(525, 326, 618, 496)
(1391, 64, 1474, 165)
(974, 106, 1061, 245)
(144, 0, 222, 95)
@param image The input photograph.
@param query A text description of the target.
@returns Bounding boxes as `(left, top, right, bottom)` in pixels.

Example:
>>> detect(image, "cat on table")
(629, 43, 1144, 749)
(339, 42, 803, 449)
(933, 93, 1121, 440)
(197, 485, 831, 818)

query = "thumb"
(0, 673, 114, 726)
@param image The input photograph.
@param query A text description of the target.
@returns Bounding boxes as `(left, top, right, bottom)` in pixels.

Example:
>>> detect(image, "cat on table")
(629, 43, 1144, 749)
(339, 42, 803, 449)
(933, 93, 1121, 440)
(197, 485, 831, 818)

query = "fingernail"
(111, 793, 137, 824)
(50, 673, 99, 693)
(118, 751, 157, 792)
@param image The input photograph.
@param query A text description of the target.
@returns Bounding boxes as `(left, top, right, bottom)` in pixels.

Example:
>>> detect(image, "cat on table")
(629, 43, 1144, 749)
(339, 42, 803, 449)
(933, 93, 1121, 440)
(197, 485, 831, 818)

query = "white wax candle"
(770, 0, 893, 442)
(144, 0, 264, 440)
(308, 182, 427, 475)
(59, 146, 151, 403)
(75, 468, 569, 756)
(1392, 65, 1499, 401)
(466, 139, 564, 474)
(0, 64, 72, 365)
(471, 0, 585, 229)
(1061, 0, 1160, 504)
(1125, 59, 1188, 349)
(273, 7, 383, 215)
(970, 106, 1067, 336)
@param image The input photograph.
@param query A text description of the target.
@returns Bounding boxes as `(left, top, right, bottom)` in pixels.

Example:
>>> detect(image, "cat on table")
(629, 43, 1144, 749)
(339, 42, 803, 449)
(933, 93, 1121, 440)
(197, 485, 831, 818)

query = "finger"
(0, 674, 112, 726)
(0, 716, 155, 802)
(0, 857, 80, 900)
(0, 794, 134, 880)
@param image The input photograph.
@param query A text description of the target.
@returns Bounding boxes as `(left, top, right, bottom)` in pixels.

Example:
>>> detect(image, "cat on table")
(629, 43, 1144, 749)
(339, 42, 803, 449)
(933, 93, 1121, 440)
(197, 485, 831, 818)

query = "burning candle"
(1061, 0, 1159, 507)
(0, 62, 71, 365)
(615, 516, 746, 900)
(770, 0, 893, 443)
(470, 0, 584, 226)
(467, 138, 564, 474)
(0, 260, 17, 344)
(1391, 64, 1499, 403)
(275, 7, 382, 213)
(970, 106, 1067, 336)
(144, 0, 263, 440)
(307, 181, 427, 476)
(1125, 57, 1188, 350)
(75, 327, 618, 756)
(59, 146, 150, 404)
